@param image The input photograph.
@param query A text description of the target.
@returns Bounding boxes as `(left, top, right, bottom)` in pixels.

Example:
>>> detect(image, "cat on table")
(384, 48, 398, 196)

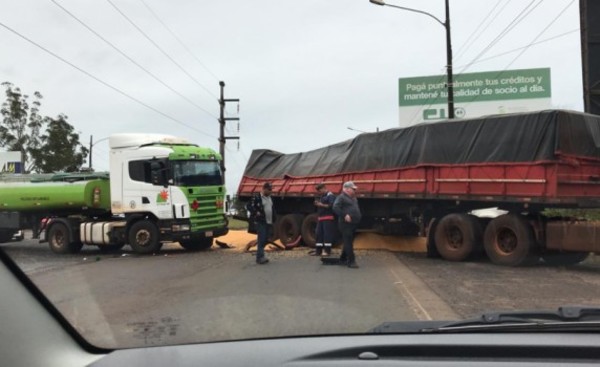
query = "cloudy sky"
(1, 0, 582, 193)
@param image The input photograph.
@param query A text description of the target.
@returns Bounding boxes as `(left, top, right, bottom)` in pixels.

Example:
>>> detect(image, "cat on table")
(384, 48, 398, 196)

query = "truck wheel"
(541, 251, 589, 266)
(484, 214, 537, 266)
(435, 214, 482, 261)
(48, 222, 83, 254)
(300, 214, 318, 248)
(278, 214, 304, 247)
(128, 220, 162, 254)
(179, 238, 213, 251)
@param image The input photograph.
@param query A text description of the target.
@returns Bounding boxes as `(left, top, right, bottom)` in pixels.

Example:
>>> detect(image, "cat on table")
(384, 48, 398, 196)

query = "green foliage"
(30, 114, 89, 173)
(542, 208, 600, 221)
(0, 82, 44, 171)
(1, 82, 88, 173)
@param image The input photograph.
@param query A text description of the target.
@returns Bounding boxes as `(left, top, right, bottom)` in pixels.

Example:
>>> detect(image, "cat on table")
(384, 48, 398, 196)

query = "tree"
(31, 114, 89, 173)
(0, 82, 43, 172)
(1, 82, 88, 173)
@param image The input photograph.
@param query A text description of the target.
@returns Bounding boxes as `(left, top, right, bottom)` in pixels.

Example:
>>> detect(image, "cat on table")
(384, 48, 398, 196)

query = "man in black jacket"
(245, 182, 275, 264)
(332, 181, 361, 268)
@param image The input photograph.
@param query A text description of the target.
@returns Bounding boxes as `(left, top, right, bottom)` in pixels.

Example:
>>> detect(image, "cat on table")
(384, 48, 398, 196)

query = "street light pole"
(445, 0, 454, 118)
(89, 135, 110, 170)
(370, 0, 454, 118)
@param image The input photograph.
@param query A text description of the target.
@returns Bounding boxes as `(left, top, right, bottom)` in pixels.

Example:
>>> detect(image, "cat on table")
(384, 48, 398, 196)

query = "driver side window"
(128, 160, 152, 183)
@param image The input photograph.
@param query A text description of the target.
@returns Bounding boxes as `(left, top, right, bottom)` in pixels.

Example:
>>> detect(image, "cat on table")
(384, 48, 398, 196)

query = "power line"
(405, 30, 578, 124)
(137, 0, 221, 83)
(458, 0, 544, 75)
(49, 0, 217, 120)
(454, 0, 505, 61)
(457, 0, 576, 112)
(105, 0, 218, 101)
(454, 29, 579, 69)
(0, 21, 217, 139)
(501, 0, 575, 71)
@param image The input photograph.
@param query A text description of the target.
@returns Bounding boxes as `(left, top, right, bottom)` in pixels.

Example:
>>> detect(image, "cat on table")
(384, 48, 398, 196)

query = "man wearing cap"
(332, 181, 362, 268)
(245, 182, 276, 264)
(313, 183, 336, 256)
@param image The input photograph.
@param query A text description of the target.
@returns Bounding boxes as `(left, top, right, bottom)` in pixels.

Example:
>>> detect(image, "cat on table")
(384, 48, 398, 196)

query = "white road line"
(383, 254, 460, 321)
(389, 267, 433, 321)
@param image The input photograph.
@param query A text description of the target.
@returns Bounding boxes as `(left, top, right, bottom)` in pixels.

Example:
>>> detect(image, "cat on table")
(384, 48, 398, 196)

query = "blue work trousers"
(256, 221, 273, 260)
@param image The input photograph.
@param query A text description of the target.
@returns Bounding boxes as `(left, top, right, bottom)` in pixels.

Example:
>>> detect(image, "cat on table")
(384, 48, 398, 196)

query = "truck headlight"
(172, 224, 191, 232)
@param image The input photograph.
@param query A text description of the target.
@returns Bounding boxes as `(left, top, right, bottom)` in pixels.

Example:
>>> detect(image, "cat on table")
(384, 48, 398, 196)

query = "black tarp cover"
(243, 110, 600, 179)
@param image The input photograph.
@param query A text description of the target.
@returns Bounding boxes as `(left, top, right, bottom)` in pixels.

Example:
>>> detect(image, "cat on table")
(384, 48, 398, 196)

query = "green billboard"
(399, 68, 551, 107)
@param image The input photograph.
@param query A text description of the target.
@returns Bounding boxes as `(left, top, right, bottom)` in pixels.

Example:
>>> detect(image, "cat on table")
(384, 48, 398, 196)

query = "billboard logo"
(423, 107, 466, 121)
(1, 162, 22, 173)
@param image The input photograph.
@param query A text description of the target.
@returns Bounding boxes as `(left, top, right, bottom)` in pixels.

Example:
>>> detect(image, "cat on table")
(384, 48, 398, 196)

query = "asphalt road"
(3, 236, 600, 350)
(1, 238, 455, 348)
(397, 252, 600, 318)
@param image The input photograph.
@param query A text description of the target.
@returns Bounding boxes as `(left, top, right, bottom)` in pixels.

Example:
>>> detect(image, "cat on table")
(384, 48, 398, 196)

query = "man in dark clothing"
(245, 182, 275, 264)
(332, 181, 362, 268)
(313, 183, 336, 256)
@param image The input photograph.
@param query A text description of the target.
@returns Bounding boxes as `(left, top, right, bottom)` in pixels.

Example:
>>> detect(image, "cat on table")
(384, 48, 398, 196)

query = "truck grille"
(188, 194, 225, 231)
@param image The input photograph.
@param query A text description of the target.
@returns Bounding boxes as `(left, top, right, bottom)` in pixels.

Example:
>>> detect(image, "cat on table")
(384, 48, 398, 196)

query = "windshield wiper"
(371, 306, 600, 334)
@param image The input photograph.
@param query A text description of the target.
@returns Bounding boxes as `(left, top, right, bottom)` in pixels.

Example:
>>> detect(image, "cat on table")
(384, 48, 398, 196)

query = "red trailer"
(237, 110, 600, 266)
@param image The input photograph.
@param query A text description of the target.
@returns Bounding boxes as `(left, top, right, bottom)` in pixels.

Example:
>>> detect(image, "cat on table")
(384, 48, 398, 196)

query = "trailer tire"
(541, 251, 589, 266)
(435, 214, 482, 261)
(128, 220, 162, 254)
(179, 237, 213, 251)
(301, 214, 318, 248)
(484, 214, 537, 266)
(278, 214, 304, 247)
(48, 222, 82, 254)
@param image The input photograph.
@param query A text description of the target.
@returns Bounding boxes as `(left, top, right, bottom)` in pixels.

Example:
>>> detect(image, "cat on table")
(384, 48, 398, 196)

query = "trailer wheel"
(48, 222, 83, 254)
(541, 251, 589, 266)
(435, 214, 482, 261)
(128, 220, 162, 254)
(300, 214, 318, 248)
(278, 214, 304, 248)
(179, 237, 213, 251)
(484, 214, 537, 266)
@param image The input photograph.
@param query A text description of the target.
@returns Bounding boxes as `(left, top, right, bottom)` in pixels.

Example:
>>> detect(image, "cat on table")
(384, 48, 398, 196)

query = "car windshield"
(1, 0, 599, 353)
(172, 160, 223, 187)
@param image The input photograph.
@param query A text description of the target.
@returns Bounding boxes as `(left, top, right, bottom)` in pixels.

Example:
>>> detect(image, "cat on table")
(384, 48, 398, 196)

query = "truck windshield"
(171, 161, 223, 187)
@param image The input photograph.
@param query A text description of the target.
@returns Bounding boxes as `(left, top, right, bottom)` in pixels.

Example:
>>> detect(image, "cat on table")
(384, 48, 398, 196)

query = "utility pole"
(89, 135, 93, 170)
(218, 81, 240, 185)
(445, 0, 454, 119)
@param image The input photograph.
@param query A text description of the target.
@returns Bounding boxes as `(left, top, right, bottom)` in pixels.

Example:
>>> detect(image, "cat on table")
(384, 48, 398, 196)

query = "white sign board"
(0, 152, 23, 173)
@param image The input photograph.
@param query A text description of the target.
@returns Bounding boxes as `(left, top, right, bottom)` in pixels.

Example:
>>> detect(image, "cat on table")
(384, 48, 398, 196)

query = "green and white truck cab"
(0, 133, 228, 254)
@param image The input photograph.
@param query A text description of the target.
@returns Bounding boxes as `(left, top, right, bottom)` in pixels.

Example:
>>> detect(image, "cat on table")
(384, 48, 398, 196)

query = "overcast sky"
(1, 0, 583, 193)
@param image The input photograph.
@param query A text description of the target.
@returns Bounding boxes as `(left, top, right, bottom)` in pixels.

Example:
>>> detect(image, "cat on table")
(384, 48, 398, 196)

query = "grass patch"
(542, 209, 600, 221)
(228, 218, 249, 230)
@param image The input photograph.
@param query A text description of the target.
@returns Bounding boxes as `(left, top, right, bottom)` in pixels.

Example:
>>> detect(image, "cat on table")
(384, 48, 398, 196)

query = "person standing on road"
(312, 183, 336, 256)
(332, 181, 361, 268)
(245, 182, 276, 264)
